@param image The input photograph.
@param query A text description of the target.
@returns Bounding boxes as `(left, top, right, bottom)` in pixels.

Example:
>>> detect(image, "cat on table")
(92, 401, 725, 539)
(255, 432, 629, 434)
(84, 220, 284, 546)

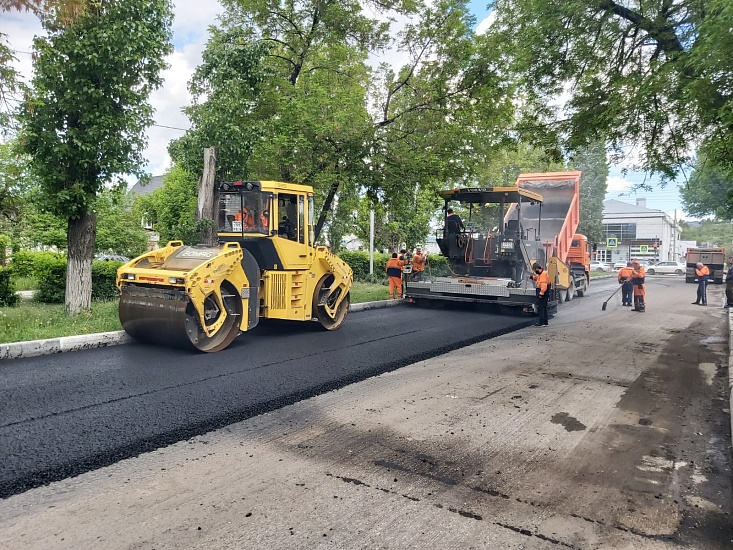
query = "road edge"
(0, 299, 405, 361)
(728, 308, 733, 443)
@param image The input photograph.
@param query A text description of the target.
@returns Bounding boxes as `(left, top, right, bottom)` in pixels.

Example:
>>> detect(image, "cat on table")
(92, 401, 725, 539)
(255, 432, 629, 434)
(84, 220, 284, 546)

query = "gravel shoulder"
(0, 277, 731, 549)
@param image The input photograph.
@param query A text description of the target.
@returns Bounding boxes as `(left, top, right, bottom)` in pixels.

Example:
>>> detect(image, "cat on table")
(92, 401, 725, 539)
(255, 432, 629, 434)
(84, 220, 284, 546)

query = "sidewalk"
(0, 299, 404, 360)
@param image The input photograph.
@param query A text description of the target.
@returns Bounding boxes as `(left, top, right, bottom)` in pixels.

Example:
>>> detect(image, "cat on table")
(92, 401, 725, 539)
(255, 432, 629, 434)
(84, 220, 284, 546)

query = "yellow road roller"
(116, 180, 353, 352)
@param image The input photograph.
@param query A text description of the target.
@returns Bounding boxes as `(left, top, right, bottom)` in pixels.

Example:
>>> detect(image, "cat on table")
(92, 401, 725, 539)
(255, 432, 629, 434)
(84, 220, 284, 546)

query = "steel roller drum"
(119, 284, 241, 352)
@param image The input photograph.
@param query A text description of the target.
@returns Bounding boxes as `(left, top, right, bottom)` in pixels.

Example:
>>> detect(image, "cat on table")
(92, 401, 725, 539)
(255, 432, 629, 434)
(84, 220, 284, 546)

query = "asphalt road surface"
(2, 276, 731, 549)
(0, 302, 533, 498)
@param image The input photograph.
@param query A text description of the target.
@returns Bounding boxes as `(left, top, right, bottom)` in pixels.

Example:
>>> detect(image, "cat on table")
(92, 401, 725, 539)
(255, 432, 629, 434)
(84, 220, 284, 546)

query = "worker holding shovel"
(630, 260, 646, 312)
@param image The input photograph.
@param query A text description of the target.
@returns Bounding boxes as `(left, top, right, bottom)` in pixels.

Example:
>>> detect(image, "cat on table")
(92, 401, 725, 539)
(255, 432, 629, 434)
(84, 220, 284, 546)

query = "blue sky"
(5, 1, 687, 217)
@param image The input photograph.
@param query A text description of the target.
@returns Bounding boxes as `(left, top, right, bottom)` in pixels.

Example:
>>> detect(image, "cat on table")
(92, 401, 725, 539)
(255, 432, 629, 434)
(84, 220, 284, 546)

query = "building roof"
(129, 175, 164, 196)
(603, 199, 664, 217)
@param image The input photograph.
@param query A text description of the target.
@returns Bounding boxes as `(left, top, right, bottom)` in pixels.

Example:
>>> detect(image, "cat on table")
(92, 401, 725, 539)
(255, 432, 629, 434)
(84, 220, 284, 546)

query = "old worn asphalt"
(0, 275, 731, 549)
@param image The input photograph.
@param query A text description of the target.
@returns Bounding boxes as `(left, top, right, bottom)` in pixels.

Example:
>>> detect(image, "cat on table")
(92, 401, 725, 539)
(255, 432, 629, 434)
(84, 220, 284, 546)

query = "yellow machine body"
(117, 180, 353, 352)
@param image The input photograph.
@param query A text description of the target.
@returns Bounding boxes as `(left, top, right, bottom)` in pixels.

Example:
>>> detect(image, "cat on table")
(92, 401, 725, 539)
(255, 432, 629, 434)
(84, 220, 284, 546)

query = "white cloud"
(606, 175, 633, 194)
(3, 1, 223, 179)
(475, 12, 495, 36)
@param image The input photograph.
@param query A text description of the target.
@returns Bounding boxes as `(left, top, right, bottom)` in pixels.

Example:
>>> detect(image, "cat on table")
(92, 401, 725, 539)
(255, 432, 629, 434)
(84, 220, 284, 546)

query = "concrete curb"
(0, 300, 404, 361)
(725, 309, 733, 446)
(0, 331, 133, 361)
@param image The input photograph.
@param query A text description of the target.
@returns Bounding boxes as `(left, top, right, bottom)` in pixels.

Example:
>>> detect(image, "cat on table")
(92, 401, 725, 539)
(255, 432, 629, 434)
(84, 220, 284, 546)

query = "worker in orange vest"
(234, 206, 256, 230)
(630, 260, 646, 312)
(617, 261, 634, 306)
(386, 253, 404, 299)
(692, 262, 710, 305)
(530, 262, 551, 326)
(411, 247, 426, 281)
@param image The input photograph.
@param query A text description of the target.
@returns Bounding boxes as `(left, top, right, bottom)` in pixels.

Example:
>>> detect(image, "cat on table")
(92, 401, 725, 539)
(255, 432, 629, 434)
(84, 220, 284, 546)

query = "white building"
(597, 198, 683, 263)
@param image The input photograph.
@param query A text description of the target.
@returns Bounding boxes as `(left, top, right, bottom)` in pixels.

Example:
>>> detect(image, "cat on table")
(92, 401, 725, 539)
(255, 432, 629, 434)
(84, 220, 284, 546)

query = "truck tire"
(577, 278, 587, 297)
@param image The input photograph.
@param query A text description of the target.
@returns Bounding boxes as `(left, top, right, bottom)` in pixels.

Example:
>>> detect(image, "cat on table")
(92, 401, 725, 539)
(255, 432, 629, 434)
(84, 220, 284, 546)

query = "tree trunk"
(197, 146, 218, 246)
(314, 180, 339, 243)
(66, 209, 96, 315)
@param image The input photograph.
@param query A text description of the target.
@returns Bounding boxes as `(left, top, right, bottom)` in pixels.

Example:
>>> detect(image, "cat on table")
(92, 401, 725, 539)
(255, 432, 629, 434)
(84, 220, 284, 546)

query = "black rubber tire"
(675, 269, 683, 275)
(313, 275, 350, 330)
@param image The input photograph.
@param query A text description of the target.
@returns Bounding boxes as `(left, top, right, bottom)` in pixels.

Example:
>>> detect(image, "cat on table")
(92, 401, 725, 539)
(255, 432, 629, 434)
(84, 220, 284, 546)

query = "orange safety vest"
(531, 270, 550, 296)
(386, 258, 403, 278)
(412, 253, 426, 271)
(618, 266, 633, 282)
(234, 208, 255, 229)
(696, 265, 710, 278)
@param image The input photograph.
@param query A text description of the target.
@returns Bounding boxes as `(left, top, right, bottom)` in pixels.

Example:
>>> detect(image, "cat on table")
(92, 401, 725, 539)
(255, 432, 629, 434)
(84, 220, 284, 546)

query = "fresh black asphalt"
(0, 304, 534, 498)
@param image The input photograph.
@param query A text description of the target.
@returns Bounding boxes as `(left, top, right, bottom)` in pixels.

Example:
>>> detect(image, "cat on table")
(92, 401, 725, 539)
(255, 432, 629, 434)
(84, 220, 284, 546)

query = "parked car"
(95, 254, 130, 263)
(645, 261, 686, 275)
(590, 261, 612, 272)
(613, 260, 629, 270)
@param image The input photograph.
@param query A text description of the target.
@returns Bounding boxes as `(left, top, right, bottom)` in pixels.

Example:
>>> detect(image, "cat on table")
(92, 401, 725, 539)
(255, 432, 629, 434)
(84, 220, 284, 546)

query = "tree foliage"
(680, 156, 733, 220)
(572, 142, 609, 244)
(134, 164, 201, 245)
(485, 0, 733, 183)
(168, 0, 515, 250)
(1, 0, 91, 131)
(18, 0, 172, 313)
(680, 220, 733, 250)
(94, 187, 149, 258)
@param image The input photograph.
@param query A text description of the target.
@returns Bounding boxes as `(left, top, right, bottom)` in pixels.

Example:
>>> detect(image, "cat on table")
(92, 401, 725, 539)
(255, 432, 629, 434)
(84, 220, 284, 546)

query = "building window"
(603, 223, 636, 241)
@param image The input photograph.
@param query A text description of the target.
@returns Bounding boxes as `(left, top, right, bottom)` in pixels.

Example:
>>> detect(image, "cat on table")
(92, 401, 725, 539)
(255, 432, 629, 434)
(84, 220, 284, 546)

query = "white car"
(645, 261, 686, 275)
(613, 260, 629, 270)
(590, 261, 612, 272)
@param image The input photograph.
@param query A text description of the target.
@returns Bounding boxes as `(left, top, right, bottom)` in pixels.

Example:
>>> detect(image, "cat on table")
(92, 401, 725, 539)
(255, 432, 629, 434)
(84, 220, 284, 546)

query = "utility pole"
(672, 210, 677, 261)
(369, 209, 374, 275)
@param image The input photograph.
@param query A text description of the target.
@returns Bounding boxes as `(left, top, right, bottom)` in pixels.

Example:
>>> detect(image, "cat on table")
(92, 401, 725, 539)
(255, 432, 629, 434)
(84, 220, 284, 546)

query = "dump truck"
(117, 180, 353, 352)
(685, 247, 725, 284)
(404, 171, 589, 312)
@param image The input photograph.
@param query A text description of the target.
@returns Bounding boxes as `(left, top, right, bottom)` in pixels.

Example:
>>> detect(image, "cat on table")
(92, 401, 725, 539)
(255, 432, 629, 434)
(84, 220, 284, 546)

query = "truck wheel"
(577, 279, 587, 297)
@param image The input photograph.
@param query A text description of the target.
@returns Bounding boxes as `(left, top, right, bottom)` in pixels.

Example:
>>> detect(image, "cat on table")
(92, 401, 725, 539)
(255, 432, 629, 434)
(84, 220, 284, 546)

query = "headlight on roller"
(122, 273, 136, 280)
(168, 277, 185, 284)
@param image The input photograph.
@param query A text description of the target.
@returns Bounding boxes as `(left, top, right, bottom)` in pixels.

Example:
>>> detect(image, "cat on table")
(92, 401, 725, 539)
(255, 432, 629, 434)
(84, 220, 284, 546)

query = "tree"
(680, 156, 733, 220)
(485, 0, 733, 183)
(168, 26, 271, 182)
(1, 0, 88, 131)
(572, 142, 609, 244)
(134, 165, 200, 245)
(18, 0, 172, 313)
(94, 187, 149, 258)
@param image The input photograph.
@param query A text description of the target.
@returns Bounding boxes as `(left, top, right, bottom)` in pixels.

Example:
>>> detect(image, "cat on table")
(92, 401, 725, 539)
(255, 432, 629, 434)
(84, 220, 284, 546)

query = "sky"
(4, 1, 688, 218)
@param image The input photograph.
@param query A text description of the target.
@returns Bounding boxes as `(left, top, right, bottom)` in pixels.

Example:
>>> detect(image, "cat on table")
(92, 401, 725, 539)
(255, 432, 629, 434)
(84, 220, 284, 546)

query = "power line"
(153, 123, 187, 131)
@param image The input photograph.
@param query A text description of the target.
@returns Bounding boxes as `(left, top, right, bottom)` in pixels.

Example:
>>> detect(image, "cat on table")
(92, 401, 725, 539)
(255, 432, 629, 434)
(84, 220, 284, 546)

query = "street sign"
(606, 238, 618, 248)
(640, 245, 649, 253)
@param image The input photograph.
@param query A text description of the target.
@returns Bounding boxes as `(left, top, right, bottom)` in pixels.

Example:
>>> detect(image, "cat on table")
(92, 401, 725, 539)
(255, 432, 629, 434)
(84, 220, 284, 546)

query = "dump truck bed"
(507, 172, 581, 261)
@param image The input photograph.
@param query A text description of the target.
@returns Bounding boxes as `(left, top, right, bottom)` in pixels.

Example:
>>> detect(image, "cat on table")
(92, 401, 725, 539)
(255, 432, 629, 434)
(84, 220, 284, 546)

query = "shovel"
(601, 285, 623, 311)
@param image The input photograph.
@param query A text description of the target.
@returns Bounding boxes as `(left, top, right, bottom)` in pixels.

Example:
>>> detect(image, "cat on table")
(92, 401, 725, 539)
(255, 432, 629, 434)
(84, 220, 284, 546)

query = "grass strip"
(0, 281, 391, 344)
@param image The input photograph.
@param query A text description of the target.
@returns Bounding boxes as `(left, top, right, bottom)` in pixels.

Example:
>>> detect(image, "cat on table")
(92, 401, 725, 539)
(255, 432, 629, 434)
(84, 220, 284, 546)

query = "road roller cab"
(117, 180, 353, 352)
